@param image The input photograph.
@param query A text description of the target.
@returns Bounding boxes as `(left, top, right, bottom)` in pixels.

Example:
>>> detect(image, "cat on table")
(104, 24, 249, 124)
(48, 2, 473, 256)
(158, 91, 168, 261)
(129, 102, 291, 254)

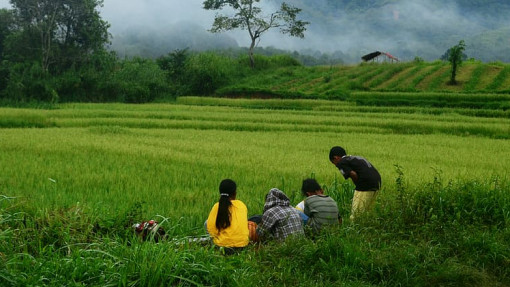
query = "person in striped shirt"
(301, 178, 340, 232)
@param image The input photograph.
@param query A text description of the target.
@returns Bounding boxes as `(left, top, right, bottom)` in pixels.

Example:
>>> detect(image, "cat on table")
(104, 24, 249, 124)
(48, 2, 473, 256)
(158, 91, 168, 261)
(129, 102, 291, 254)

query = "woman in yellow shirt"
(206, 179, 249, 253)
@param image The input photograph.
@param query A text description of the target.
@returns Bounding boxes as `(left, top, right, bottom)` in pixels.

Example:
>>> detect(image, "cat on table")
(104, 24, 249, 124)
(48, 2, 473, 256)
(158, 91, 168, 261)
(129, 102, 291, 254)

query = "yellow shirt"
(207, 200, 249, 248)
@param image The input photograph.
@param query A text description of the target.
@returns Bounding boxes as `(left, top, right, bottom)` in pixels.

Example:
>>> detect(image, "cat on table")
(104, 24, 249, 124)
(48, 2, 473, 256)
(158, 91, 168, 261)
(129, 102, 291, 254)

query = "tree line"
(0, 0, 478, 105)
(0, 0, 319, 104)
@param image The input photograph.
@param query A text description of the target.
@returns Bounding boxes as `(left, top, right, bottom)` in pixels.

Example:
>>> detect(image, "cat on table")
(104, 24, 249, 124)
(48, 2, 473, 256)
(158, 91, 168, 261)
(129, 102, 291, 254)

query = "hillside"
(215, 61, 510, 111)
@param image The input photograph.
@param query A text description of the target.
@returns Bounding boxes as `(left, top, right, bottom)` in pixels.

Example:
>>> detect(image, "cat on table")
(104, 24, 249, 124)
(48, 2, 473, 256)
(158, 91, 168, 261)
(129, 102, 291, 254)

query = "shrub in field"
(107, 58, 169, 103)
(49, 52, 118, 103)
(411, 178, 510, 226)
(156, 49, 191, 97)
(237, 54, 301, 70)
(156, 48, 189, 82)
(184, 52, 238, 96)
(447, 40, 467, 85)
(414, 56, 425, 63)
(2, 62, 57, 103)
(51, 68, 110, 102)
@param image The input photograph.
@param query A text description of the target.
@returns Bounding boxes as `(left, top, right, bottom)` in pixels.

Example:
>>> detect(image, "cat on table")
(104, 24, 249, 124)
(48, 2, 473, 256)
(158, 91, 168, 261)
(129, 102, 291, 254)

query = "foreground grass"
(1, 177, 509, 286)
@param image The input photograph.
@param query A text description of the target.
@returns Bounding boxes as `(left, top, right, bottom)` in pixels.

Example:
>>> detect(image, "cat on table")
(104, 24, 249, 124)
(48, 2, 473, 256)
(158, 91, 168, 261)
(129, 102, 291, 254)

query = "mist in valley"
(2, 0, 509, 63)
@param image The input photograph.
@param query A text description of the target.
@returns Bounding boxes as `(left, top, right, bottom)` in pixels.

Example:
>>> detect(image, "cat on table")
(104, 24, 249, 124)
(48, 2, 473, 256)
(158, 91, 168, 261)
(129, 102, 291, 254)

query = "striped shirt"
(304, 195, 339, 231)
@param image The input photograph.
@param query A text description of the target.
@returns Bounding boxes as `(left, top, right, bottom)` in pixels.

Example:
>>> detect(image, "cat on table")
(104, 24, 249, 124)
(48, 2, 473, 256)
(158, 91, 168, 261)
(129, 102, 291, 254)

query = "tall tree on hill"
(203, 0, 309, 68)
(0, 9, 15, 58)
(7, 0, 110, 73)
(447, 40, 466, 85)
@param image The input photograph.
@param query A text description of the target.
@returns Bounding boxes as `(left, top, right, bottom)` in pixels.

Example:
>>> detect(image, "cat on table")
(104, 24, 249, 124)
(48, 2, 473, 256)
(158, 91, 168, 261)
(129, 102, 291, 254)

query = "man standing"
(329, 146, 381, 221)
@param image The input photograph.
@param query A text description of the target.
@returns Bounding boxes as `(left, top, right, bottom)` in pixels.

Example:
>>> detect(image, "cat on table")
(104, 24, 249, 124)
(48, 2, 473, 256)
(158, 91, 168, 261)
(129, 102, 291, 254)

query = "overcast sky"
(0, 0, 305, 50)
(1, 0, 509, 60)
(98, 0, 286, 49)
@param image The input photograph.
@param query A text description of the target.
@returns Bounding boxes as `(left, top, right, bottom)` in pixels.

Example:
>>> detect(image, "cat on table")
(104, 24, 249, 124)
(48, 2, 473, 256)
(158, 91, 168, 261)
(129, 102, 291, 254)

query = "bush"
(184, 52, 238, 96)
(156, 48, 189, 83)
(109, 58, 170, 103)
(2, 62, 57, 103)
(237, 54, 301, 70)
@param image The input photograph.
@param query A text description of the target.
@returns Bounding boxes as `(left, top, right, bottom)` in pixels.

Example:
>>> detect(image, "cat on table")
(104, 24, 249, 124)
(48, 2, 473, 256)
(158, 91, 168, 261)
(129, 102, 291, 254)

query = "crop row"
(236, 62, 510, 99)
(2, 99, 509, 139)
(350, 91, 510, 110)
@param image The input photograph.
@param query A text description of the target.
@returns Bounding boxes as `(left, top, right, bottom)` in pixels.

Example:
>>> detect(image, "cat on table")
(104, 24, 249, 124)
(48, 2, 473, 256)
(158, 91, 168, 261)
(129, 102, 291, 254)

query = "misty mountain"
(290, 0, 510, 62)
(110, 21, 238, 58)
(106, 0, 510, 63)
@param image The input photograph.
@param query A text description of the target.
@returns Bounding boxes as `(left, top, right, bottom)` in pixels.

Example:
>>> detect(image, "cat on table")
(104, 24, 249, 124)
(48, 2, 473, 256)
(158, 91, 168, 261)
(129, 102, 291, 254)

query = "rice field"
(2, 97, 510, 286)
(226, 61, 510, 100)
(1, 97, 509, 234)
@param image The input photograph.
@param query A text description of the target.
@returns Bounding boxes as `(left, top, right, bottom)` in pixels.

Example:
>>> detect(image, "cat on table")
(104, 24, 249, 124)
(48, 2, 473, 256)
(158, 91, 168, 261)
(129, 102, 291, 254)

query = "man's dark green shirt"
(304, 195, 339, 231)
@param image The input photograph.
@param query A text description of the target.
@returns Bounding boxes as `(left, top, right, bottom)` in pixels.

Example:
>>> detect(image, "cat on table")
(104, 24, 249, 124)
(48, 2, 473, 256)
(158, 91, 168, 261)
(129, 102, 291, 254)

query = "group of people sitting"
(205, 146, 382, 254)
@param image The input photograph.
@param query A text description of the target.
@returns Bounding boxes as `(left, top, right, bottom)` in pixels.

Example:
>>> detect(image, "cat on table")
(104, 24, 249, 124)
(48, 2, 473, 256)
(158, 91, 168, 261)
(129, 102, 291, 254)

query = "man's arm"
(349, 170, 358, 182)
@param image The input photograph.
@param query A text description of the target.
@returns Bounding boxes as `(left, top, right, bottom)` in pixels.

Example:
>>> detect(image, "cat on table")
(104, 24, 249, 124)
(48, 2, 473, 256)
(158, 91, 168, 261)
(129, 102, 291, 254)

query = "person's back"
(338, 155, 381, 192)
(257, 188, 304, 241)
(304, 194, 339, 231)
(301, 178, 339, 232)
(207, 200, 249, 247)
(330, 146, 381, 221)
(206, 179, 249, 249)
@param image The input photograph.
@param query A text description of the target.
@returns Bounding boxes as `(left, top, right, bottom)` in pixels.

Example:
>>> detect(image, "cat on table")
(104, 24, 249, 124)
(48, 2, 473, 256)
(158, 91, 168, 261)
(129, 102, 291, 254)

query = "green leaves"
(203, 0, 309, 67)
(448, 40, 467, 84)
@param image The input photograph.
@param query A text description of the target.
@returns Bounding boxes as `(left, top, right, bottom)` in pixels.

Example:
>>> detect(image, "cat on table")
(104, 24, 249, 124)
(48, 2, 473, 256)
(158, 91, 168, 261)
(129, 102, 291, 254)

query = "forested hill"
(286, 0, 510, 62)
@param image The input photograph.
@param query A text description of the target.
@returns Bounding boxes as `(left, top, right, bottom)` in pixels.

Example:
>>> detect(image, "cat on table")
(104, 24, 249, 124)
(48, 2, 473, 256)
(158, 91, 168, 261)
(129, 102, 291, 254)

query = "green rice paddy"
(1, 97, 509, 286)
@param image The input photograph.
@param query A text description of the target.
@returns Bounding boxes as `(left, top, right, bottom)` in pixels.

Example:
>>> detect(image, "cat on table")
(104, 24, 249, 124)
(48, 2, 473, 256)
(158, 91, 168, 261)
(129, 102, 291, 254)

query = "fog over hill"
(100, 0, 510, 63)
(2, 0, 509, 63)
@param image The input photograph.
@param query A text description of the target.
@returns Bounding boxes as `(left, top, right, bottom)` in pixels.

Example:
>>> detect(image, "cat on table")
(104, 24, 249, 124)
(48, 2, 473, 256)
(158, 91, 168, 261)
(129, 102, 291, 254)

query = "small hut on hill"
(362, 51, 399, 62)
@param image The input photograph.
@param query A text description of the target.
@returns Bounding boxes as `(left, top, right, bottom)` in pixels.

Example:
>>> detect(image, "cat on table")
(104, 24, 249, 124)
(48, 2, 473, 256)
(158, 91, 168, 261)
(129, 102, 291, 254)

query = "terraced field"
(2, 98, 509, 222)
(222, 61, 510, 99)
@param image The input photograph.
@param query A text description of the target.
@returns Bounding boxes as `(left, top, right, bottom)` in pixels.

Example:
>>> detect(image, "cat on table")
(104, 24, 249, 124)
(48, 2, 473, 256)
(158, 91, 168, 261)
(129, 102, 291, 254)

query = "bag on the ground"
(132, 220, 166, 242)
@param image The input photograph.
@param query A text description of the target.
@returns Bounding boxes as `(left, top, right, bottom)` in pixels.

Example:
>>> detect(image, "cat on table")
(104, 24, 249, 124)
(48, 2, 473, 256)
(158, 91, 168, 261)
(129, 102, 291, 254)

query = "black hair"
(216, 179, 236, 231)
(329, 146, 346, 161)
(301, 178, 321, 196)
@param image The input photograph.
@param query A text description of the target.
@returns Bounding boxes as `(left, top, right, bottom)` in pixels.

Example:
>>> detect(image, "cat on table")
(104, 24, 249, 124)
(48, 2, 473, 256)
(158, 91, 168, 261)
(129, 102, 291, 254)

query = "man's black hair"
(329, 146, 346, 161)
(301, 178, 322, 196)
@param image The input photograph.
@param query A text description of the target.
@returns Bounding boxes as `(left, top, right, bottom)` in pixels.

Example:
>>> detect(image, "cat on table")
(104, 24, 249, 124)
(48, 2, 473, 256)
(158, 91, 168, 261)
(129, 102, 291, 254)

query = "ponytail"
(216, 179, 236, 231)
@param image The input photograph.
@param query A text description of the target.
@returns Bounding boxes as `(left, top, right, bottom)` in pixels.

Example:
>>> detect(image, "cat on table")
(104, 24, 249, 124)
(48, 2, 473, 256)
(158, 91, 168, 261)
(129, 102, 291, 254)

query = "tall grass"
(1, 173, 508, 286)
